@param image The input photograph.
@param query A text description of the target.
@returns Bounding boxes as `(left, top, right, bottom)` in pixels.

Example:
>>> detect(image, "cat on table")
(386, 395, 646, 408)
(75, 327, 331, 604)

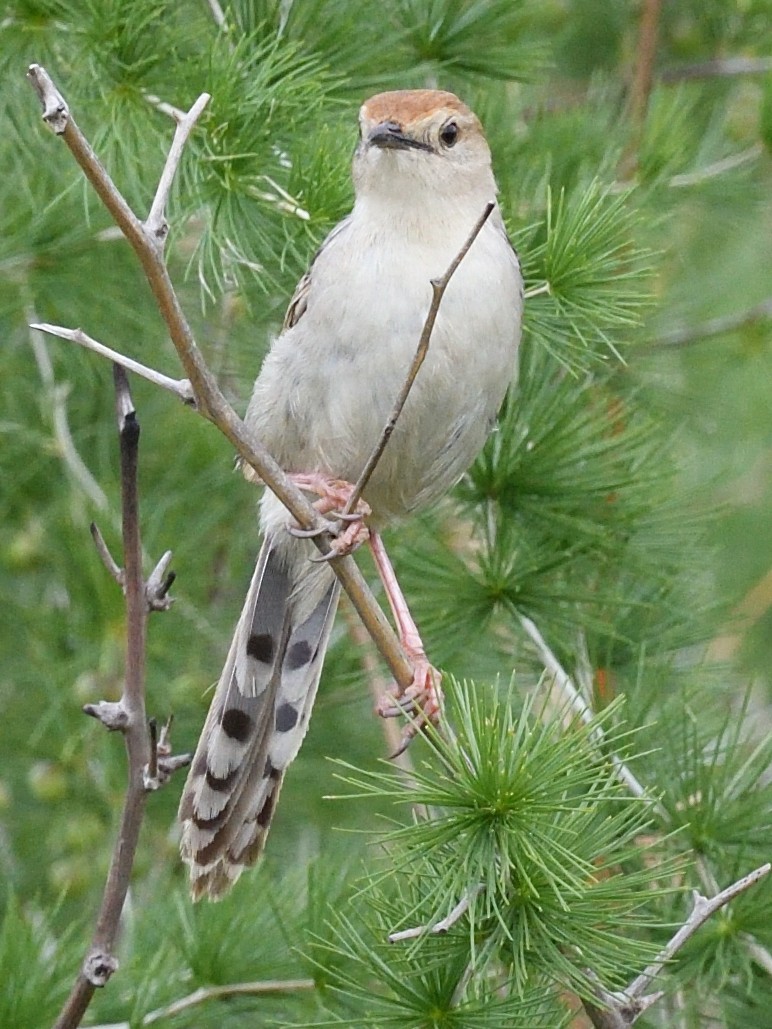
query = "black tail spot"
(286, 639, 312, 670)
(247, 632, 274, 663)
(222, 708, 253, 742)
(275, 703, 298, 732)
(206, 768, 238, 792)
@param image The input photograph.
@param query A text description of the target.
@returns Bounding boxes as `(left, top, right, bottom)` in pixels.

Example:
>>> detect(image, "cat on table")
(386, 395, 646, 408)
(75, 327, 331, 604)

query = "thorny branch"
(583, 864, 771, 1028)
(53, 368, 189, 1029)
(26, 61, 420, 696)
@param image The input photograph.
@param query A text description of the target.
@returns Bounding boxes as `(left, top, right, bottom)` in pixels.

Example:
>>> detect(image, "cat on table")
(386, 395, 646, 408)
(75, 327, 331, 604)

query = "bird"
(179, 88, 523, 899)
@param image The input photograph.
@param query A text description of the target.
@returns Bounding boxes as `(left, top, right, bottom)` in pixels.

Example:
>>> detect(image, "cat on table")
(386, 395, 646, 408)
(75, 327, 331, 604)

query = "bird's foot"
(376, 652, 444, 756)
(286, 474, 371, 558)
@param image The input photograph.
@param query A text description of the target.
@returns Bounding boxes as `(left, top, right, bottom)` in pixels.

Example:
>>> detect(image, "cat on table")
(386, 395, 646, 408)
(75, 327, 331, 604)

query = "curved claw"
(287, 523, 327, 539)
(309, 548, 339, 564)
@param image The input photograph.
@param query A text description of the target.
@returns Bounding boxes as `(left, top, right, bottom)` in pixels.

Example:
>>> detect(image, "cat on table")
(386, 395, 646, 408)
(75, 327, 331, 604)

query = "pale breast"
(246, 206, 522, 525)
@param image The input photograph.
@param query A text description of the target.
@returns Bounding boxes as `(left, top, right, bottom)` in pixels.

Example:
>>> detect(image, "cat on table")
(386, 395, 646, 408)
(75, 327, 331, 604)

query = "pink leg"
(369, 532, 443, 751)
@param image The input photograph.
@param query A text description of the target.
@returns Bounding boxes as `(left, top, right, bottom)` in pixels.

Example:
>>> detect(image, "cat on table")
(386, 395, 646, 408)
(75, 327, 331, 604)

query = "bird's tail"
(179, 536, 339, 899)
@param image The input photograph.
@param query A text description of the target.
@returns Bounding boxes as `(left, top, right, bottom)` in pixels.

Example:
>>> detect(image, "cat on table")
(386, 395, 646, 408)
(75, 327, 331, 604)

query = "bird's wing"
(282, 216, 352, 330)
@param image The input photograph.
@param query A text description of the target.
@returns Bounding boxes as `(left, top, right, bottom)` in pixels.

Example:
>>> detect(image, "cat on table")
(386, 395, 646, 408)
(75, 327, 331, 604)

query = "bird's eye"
(439, 121, 458, 148)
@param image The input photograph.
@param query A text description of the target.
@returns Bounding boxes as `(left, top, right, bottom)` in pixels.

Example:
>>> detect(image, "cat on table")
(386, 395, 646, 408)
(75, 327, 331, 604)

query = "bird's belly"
(249, 221, 521, 525)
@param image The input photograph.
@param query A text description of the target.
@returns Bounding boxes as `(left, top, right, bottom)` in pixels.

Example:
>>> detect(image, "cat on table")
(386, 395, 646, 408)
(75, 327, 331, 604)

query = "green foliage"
(333, 681, 674, 1000)
(0, 897, 77, 1028)
(1, 0, 771, 1027)
(517, 182, 653, 364)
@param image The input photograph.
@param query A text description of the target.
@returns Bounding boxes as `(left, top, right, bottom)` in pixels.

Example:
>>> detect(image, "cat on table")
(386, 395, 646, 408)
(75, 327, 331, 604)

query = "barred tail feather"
(179, 537, 339, 899)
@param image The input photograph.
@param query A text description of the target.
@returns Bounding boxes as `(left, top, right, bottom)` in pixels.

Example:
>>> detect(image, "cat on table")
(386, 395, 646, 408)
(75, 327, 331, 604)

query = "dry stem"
(583, 863, 771, 1028)
(143, 978, 315, 1024)
(53, 369, 152, 1029)
(618, 0, 663, 180)
(519, 614, 668, 819)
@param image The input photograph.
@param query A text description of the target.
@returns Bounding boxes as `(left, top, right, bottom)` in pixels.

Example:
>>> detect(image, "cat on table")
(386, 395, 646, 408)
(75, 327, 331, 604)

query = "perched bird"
(179, 89, 523, 898)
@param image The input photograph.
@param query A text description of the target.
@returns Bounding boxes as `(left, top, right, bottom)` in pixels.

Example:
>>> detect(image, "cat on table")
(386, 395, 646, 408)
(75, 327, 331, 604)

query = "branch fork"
(583, 863, 771, 1028)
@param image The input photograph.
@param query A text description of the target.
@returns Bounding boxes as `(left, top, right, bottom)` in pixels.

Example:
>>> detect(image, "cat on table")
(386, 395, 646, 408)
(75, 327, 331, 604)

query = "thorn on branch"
(90, 522, 124, 586)
(144, 714, 190, 790)
(83, 701, 129, 731)
(27, 63, 69, 134)
(83, 951, 119, 987)
(146, 550, 176, 611)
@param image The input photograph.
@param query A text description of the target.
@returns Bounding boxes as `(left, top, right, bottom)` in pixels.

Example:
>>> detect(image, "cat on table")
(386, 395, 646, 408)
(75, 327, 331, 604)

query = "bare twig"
(632, 864, 770, 999)
(388, 884, 483, 942)
(669, 144, 763, 188)
(143, 979, 315, 1024)
(90, 522, 124, 585)
(145, 550, 175, 611)
(30, 324, 195, 405)
(27, 320, 109, 510)
(341, 600, 411, 767)
(343, 202, 495, 517)
(203, 0, 228, 31)
(145, 93, 210, 244)
(583, 864, 771, 1028)
(519, 615, 669, 820)
(26, 63, 416, 696)
(694, 853, 772, 977)
(54, 369, 189, 1029)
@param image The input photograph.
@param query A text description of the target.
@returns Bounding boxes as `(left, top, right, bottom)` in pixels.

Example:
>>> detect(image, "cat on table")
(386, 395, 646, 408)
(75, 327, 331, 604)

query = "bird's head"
(353, 89, 495, 204)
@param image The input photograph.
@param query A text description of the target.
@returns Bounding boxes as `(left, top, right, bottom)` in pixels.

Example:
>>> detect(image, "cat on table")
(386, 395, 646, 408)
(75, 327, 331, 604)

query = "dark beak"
(367, 121, 431, 152)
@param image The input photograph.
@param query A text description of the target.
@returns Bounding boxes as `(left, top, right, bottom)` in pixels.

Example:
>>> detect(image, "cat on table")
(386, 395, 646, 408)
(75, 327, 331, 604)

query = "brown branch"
(582, 863, 771, 1028)
(26, 62, 415, 695)
(618, 0, 663, 180)
(343, 202, 495, 516)
(54, 369, 189, 1029)
(54, 368, 151, 1028)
